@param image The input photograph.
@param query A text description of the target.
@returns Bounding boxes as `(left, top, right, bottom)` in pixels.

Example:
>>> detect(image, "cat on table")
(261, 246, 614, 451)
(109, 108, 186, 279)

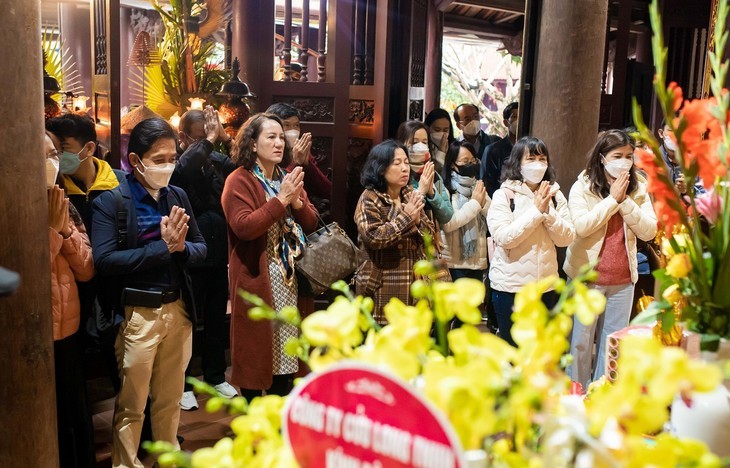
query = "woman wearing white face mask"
(565, 129, 657, 389)
(396, 120, 454, 226)
(91, 118, 207, 468)
(487, 136, 575, 346)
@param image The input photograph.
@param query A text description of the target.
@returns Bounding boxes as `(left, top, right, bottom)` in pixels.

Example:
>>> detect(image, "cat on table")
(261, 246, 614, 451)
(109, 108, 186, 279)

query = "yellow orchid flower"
(431, 278, 485, 324)
(301, 296, 362, 349)
(666, 252, 692, 278)
(563, 282, 606, 326)
(383, 297, 433, 333)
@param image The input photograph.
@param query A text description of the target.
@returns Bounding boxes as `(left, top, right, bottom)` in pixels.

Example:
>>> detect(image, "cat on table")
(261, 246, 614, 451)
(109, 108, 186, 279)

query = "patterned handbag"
(295, 216, 361, 296)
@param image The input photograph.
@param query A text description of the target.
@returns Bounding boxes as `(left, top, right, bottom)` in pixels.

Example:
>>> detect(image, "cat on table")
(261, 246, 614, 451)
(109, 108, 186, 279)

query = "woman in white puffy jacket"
(487, 137, 575, 346)
(440, 141, 490, 280)
(564, 129, 657, 388)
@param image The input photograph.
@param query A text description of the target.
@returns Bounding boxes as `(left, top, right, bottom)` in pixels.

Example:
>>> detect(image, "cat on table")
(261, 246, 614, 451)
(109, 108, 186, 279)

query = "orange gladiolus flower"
(634, 148, 681, 234)
(679, 98, 727, 188)
(668, 82, 683, 111)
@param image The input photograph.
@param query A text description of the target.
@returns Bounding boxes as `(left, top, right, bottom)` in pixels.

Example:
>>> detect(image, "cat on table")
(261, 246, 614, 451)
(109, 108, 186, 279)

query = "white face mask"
(409, 142, 429, 156)
(284, 129, 300, 147)
(603, 157, 633, 178)
(521, 161, 548, 184)
(430, 131, 446, 146)
(508, 120, 517, 136)
(46, 157, 60, 189)
(137, 160, 176, 190)
(663, 135, 677, 152)
(462, 120, 481, 137)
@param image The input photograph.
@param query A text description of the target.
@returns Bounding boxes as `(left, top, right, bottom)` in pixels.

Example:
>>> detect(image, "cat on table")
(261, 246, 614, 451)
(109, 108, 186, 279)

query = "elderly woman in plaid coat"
(355, 139, 435, 323)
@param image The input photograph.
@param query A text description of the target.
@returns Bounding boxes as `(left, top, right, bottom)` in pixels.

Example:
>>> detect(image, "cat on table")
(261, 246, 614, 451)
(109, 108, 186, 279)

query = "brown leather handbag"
(295, 216, 361, 296)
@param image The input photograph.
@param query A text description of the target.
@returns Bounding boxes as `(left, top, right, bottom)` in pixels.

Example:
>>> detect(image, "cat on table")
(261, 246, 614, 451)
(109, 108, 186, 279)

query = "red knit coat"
(221, 167, 318, 390)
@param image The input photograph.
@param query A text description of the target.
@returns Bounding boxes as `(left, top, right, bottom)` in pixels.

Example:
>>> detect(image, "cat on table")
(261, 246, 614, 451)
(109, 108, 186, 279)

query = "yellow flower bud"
(666, 253, 692, 278)
(662, 284, 682, 304)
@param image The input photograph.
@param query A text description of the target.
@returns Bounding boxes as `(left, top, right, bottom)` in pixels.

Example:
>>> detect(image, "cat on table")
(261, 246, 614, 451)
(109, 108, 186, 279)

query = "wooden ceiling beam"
(450, 0, 525, 15)
(444, 13, 522, 38)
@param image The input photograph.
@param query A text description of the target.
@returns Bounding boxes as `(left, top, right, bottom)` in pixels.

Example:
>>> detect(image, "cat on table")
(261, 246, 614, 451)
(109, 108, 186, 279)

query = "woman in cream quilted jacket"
(564, 129, 657, 388)
(487, 137, 575, 346)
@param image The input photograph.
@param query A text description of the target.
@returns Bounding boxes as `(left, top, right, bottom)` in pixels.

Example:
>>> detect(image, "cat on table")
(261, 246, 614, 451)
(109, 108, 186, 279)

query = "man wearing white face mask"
(172, 107, 239, 409)
(266, 102, 332, 200)
(91, 118, 207, 468)
(657, 119, 706, 198)
(481, 102, 519, 198)
(454, 103, 500, 163)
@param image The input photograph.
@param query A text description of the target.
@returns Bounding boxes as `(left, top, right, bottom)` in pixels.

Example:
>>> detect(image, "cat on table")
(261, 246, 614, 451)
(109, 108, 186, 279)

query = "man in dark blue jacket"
(171, 106, 238, 409)
(91, 118, 206, 468)
(481, 101, 518, 197)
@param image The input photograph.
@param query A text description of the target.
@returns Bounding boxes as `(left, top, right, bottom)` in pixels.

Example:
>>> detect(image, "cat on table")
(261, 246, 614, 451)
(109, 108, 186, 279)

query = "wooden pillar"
(231, 0, 273, 108)
(59, 2, 92, 98)
(424, 1, 443, 113)
(0, 1, 58, 467)
(529, 0, 608, 192)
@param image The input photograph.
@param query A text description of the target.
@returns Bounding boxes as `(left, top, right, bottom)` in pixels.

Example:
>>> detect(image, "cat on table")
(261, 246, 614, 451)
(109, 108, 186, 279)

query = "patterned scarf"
(450, 172, 484, 260)
(252, 164, 307, 286)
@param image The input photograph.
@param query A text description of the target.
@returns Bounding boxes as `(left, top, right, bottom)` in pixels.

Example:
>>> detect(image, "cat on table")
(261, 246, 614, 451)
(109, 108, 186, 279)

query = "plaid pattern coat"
(355, 186, 435, 323)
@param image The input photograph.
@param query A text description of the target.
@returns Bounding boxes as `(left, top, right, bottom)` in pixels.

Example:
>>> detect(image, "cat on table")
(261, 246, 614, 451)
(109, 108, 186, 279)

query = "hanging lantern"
(217, 57, 257, 138)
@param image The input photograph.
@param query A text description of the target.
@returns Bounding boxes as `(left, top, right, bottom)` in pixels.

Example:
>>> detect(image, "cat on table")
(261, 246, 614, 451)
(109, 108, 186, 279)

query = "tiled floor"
(93, 375, 238, 467)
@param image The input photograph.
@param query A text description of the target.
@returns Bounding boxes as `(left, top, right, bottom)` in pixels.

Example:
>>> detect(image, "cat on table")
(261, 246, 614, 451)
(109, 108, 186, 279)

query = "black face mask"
(456, 163, 480, 178)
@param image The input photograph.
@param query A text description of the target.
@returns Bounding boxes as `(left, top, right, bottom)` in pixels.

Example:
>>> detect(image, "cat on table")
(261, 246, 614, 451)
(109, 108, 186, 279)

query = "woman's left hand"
(417, 161, 435, 197)
(534, 181, 551, 213)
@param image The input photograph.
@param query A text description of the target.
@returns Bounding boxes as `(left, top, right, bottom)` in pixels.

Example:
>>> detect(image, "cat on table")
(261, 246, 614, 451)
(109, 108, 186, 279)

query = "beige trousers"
(111, 299, 193, 468)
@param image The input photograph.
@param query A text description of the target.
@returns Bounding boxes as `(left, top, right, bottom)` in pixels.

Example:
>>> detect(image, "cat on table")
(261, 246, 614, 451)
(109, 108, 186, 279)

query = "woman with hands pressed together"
(440, 141, 490, 282)
(487, 137, 575, 346)
(355, 140, 435, 324)
(222, 113, 318, 400)
(396, 120, 454, 226)
(565, 129, 657, 388)
(46, 130, 96, 468)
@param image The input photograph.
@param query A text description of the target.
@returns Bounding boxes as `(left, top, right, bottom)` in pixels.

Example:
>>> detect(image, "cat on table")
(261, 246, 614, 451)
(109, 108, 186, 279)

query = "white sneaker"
(180, 390, 199, 411)
(213, 382, 238, 399)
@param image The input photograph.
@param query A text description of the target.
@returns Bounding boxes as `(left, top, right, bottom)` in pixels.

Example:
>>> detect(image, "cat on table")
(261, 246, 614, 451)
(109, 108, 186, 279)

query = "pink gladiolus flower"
(695, 190, 723, 224)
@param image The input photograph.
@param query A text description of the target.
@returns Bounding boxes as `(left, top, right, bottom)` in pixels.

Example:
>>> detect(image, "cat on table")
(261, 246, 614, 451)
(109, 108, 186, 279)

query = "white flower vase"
(670, 340, 730, 457)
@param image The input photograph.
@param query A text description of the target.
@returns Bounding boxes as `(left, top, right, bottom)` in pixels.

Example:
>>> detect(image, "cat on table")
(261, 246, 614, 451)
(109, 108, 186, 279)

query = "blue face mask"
(59, 146, 87, 175)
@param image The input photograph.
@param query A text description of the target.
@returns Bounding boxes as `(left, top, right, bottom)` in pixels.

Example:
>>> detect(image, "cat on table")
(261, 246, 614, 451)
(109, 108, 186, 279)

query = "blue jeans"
(492, 289, 558, 347)
(568, 282, 635, 388)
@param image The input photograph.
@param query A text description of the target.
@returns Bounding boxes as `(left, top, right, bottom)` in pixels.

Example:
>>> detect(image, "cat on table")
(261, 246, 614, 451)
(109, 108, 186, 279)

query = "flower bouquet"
(632, 0, 730, 351)
(145, 260, 722, 467)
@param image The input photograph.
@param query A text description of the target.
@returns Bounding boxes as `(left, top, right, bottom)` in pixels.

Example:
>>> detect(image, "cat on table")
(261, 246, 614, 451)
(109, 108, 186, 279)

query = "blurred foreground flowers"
(146, 258, 721, 467)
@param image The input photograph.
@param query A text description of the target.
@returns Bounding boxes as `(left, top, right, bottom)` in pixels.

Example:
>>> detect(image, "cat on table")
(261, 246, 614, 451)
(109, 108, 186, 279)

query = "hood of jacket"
(63, 158, 120, 195)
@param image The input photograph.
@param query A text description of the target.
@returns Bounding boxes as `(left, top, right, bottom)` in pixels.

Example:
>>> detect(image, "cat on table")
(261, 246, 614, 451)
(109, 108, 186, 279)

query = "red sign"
(283, 362, 465, 468)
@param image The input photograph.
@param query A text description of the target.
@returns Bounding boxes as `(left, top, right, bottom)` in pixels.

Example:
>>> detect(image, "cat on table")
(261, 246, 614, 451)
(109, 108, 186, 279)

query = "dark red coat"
(221, 167, 318, 390)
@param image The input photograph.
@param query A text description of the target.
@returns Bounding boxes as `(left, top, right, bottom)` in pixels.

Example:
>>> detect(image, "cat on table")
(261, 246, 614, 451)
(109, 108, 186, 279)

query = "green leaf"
(631, 300, 668, 325)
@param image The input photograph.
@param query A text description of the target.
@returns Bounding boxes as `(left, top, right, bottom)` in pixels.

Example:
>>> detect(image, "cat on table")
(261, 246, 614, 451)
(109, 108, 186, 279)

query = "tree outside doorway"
(441, 35, 521, 137)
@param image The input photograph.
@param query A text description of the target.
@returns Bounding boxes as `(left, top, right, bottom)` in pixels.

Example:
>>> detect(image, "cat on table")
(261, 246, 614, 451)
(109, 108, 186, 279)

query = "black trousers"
(492, 289, 558, 346)
(55, 333, 95, 468)
(184, 265, 229, 390)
